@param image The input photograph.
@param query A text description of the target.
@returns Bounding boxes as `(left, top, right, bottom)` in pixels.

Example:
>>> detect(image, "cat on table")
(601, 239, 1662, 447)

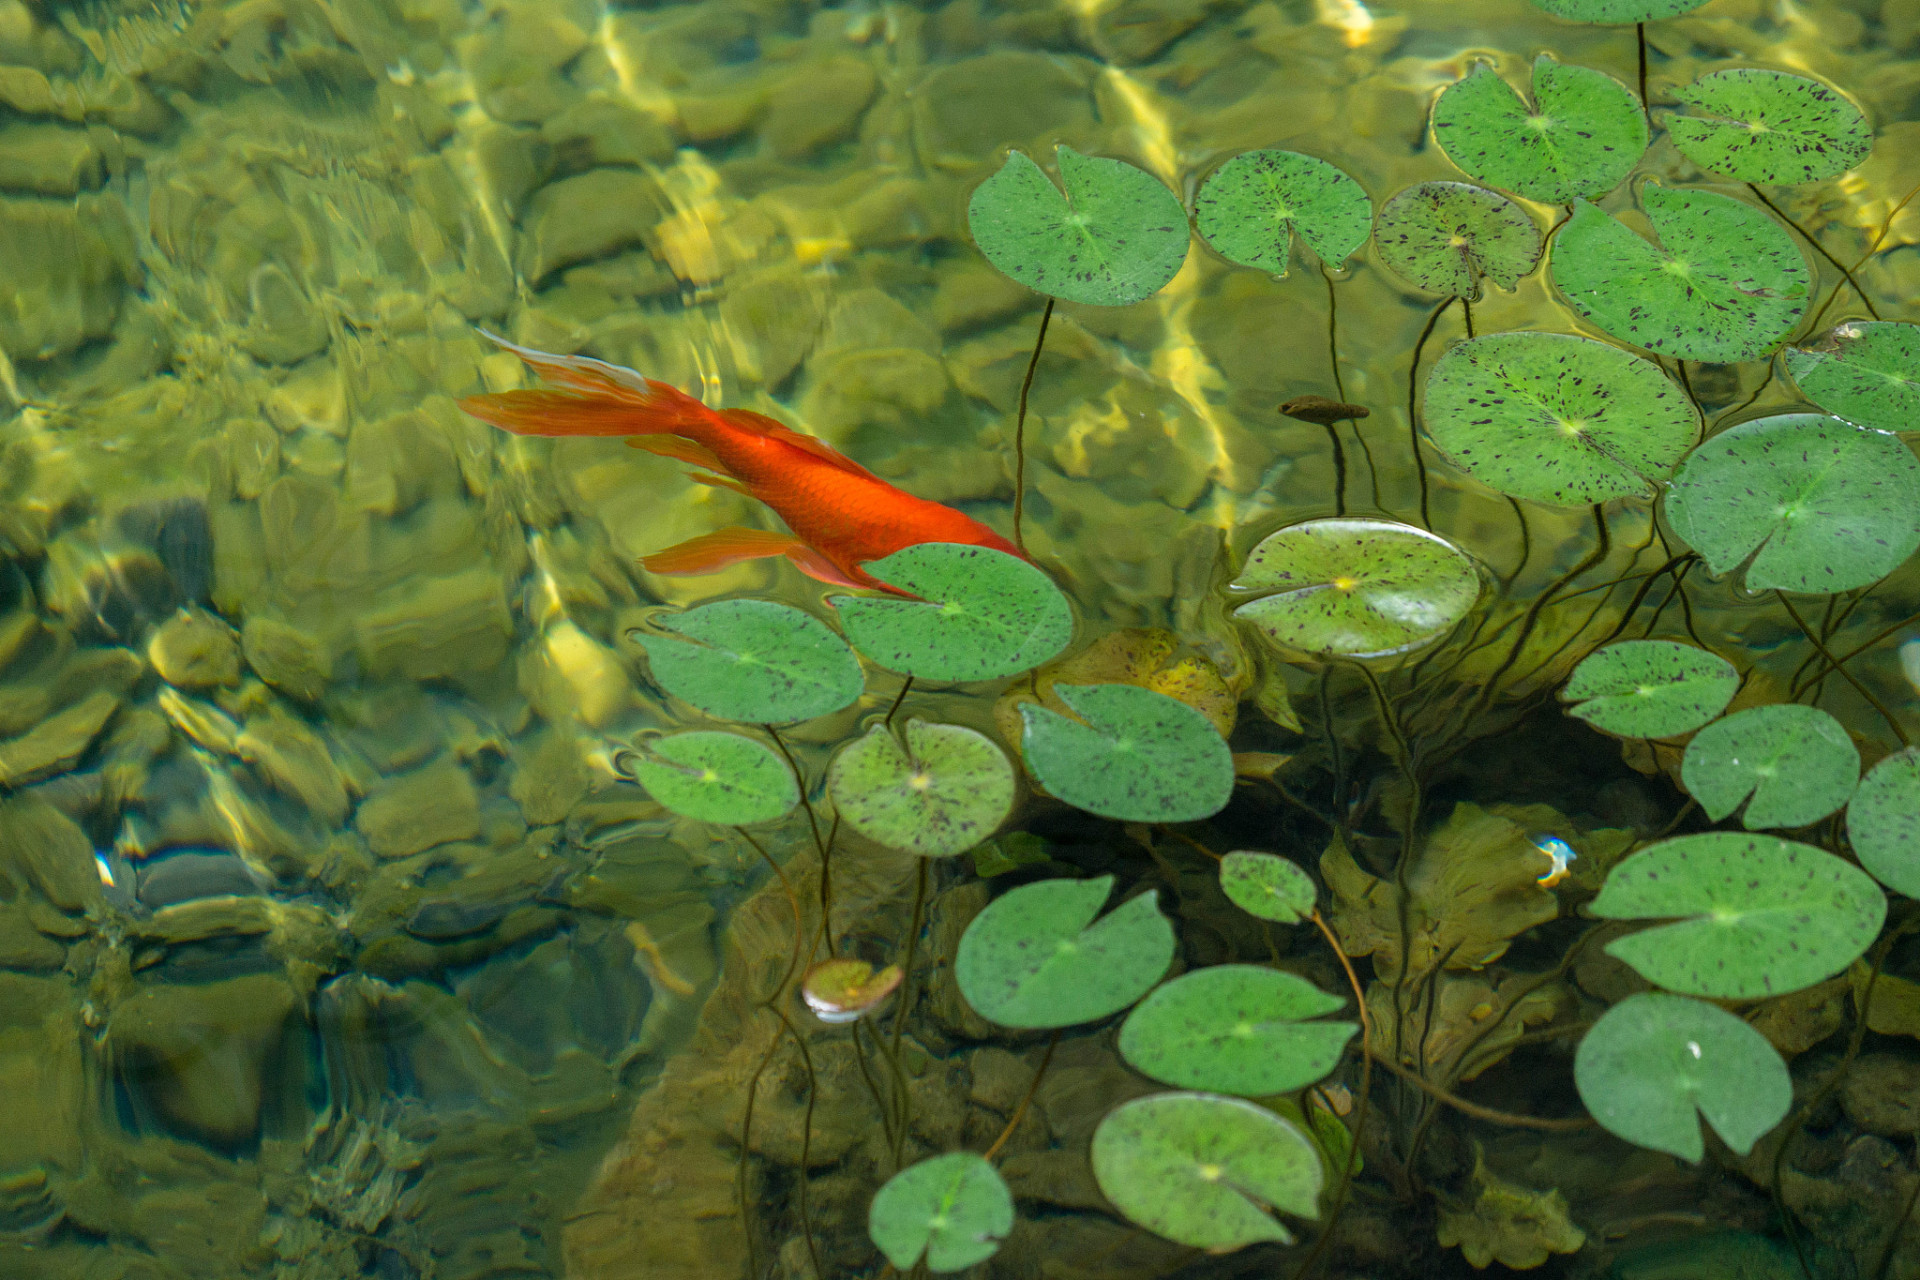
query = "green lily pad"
(1574, 993, 1790, 1162)
(1192, 150, 1371, 276)
(634, 600, 863, 724)
(1423, 332, 1697, 506)
(1432, 57, 1648, 204)
(1229, 519, 1481, 658)
(1118, 966, 1357, 1096)
(1550, 184, 1809, 363)
(1785, 322, 1920, 435)
(629, 731, 798, 825)
(1680, 704, 1859, 830)
(831, 543, 1073, 683)
(1019, 683, 1234, 823)
(1091, 1092, 1324, 1250)
(1668, 69, 1871, 185)
(868, 1153, 1013, 1273)
(1529, 0, 1709, 20)
(1373, 181, 1542, 297)
(826, 720, 1013, 857)
(967, 145, 1189, 306)
(1219, 851, 1318, 925)
(1664, 413, 1920, 595)
(955, 874, 1174, 1029)
(1591, 833, 1886, 998)
(1848, 748, 1920, 898)
(1561, 640, 1739, 739)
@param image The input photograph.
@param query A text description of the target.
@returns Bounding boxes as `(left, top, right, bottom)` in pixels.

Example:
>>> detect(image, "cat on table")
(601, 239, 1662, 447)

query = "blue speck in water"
(1530, 835, 1577, 887)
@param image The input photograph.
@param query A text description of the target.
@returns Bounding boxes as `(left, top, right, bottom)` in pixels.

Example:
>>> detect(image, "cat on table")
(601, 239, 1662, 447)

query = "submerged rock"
(108, 972, 301, 1148)
(355, 757, 482, 859)
(147, 608, 240, 689)
(241, 615, 331, 702)
(0, 794, 100, 911)
(518, 169, 671, 284)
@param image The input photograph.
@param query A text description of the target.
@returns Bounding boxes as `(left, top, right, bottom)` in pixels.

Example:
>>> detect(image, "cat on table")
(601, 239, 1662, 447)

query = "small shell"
(802, 959, 903, 1024)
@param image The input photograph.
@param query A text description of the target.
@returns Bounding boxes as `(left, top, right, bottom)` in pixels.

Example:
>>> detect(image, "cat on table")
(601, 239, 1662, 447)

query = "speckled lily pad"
(1373, 181, 1541, 297)
(629, 731, 799, 825)
(1529, 0, 1709, 20)
(1433, 57, 1647, 204)
(826, 720, 1013, 856)
(831, 543, 1072, 683)
(1679, 704, 1859, 830)
(955, 874, 1174, 1029)
(1850, 749, 1920, 898)
(1019, 683, 1234, 823)
(1118, 966, 1356, 1096)
(1667, 69, 1871, 184)
(1192, 150, 1371, 276)
(1219, 851, 1318, 924)
(1561, 640, 1738, 739)
(635, 600, 863, 724)
(1785, 322, 1920, 434)
(869, 1153, 1013, 1273)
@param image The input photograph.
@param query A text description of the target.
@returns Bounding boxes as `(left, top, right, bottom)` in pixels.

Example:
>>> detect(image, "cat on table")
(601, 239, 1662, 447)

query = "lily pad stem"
(888, 860, 932, 1168)
(1011, 298, 1056, 556)
(1790, 606, 1920, 700)
(1406, 297, 1454, 529)
(1289, 909, 1375, 1280)
(1777, 591, 1910, 746)
(883, 675, 915, 730)
(1465, 503, 1611, 726)
(1323, 422, 1348, 516)
(1805, 176, 1920, 333)
(1636, 23, 1649, 121)
(767, 725, 837, 956)
(1873, 1136, 1920, 1280)
(1746, 184, 1882, 322)
(981, 1030, 1060, 1162)
(1366, 1052, 1592, 1131)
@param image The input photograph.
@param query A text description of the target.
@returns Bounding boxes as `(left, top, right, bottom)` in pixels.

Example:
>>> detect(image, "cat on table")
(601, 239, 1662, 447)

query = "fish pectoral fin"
(457, 389, 643, 437)
(626, 434, 730, 473)
(782, 544, 878, 591)
(686, 472, 753, 496)
(640, 528, 810, 576)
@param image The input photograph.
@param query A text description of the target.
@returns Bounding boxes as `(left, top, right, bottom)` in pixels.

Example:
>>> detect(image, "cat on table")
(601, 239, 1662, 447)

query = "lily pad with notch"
(1528, 0, 1709, 20)
(633, 599, 864, 724)
(1550, 184, 1809, 363)
(1192, 150, 1371, 277)
(1667, 69, 1870, 185)
(1848, 748, 1920, 899)
(1219, 851, 1318, 924)
(1561, 640, 1739, 739)
(1423, 332, 1697, 505)
(968, 145, 1189, 306)
(1574, 993, 1790, 1161)
(1664, 413, 1920, 595)
(1785, 322, 1920, 435)
(1373, 181, 1541, 297)
(627, 730, 799, 825)
(827, 719, 1014, 857)
(955, 874, 1175, 1029)
(1591, 832, 1886, 998)
(1230, 519, 1481, 659)
(1091, 1092, 1324, 1250)
(1118, 965, 1358, 1096)
(1019, 683, 1234, 823)
(868, 1152, 1013, 1273)
(831, 543, 1073, 682)
(1432, 57, 1647, 204)
(1680, 703, 1859, 830)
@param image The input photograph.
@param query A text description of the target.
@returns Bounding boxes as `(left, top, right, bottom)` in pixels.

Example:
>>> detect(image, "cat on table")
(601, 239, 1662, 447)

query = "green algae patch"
(1192, 150, 1371, 276)
(1433, 57, 1646, 204)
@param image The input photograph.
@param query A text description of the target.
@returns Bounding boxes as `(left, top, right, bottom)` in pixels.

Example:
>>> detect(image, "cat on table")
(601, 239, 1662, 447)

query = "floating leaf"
(1192, 150, 1371, 276)
(1091, 1092, 1323, 1250)
(1373, 181, 1541, 297)
(1849, 748, 1920, 898)
(1230, 519, 1481, 659)
(868, 1153, 1013, 1273)
(831, 543, 1072, 682)
(1432, 57, 1647, 203)
(1424, 332, 1697, 505)
(955, 874, 1174, 1029)
(1592, 833, 1886, 998)
(1680, 704, 1859, 830)
(1528, 0, 1708, 19)
(1668, 69, 1871, 184)
(634, 600, 863, 724)
(1019, 683, 1233, 823)
(1574, 993, 1790, 1161)
(827, 720, 1013, 856)
(967, 145, 1189, 306)
(1118, 966, 1357, 1096)
(803, 958, 903, 1024)
(629, 731, 798, 825)
(1561, 640, 1739, 739)
(1785, 322, 1920, 435)
(1219, 851, 1318, 924)
(1664, 413, 1920, 594)
(1550, 184, 1809, 363)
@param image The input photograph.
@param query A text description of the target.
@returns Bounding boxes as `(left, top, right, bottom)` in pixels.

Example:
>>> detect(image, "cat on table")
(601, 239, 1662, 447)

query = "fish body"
(1530, 834, 1576, 888)
(458, 333, 1022, 594)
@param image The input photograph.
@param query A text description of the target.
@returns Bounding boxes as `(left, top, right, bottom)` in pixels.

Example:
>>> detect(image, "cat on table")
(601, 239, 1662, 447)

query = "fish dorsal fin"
(716, 409, 879, 479)
(625, 434, 730, 473)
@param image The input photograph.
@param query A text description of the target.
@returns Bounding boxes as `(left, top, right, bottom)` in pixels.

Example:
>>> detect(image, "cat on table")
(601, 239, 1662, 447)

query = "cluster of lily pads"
(617, 0, 1920, 1268)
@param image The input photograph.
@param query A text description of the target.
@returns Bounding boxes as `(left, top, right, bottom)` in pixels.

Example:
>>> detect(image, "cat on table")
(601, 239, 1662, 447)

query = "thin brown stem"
(1011, 297, 1055, 556)
(1406, 297, 1452, 529)
(1291, 910, 1376, 1280)
(1366, 1053, 1593, 1131)
(1792, 608, 1920, 699)
(982, 1031, 1060, 1162)
(889, 860, 932, 1167)
(1324, 422, 1348, 516)
(884, 674, 915, 730)
(1778, 592, 1911, 747)
(1748, 184, 1882, 321)
(1636, 22, 1650, 119)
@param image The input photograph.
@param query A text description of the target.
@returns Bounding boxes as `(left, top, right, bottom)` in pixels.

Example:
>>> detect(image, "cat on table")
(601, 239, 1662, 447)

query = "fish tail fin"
(458, 330, 719, 440)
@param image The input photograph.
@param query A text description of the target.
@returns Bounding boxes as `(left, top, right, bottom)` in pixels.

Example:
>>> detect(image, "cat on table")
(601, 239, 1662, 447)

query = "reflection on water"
(0, 0, 1916, 1276)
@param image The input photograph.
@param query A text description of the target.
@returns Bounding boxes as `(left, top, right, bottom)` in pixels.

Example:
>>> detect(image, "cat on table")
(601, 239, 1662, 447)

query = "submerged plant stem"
(1291, 909, 1375, 1280)
(1791, 607, 1920, 699)
(767, 726, 838, 956)
(1806, 175, 1920, 333)
(1747, 184, 1882, 321)
(1324, 423, 1348, 516)
(1011, 297, 1056, 556)
(888, 860, 932, 1168)
(1365, 1053, 1593, 1131)
(982, 1030, 1060, 1162)
(1778, 592, 1911, 746)
(883, 675, 915, 730)
(1636, 22, 1650, 119)
(1405, 298, 1453, 529)
(1464, 503, 1611, 727)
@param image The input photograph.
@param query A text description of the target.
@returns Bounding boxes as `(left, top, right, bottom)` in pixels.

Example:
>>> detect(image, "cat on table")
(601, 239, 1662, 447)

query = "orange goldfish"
(459, 333, 1023, 595)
